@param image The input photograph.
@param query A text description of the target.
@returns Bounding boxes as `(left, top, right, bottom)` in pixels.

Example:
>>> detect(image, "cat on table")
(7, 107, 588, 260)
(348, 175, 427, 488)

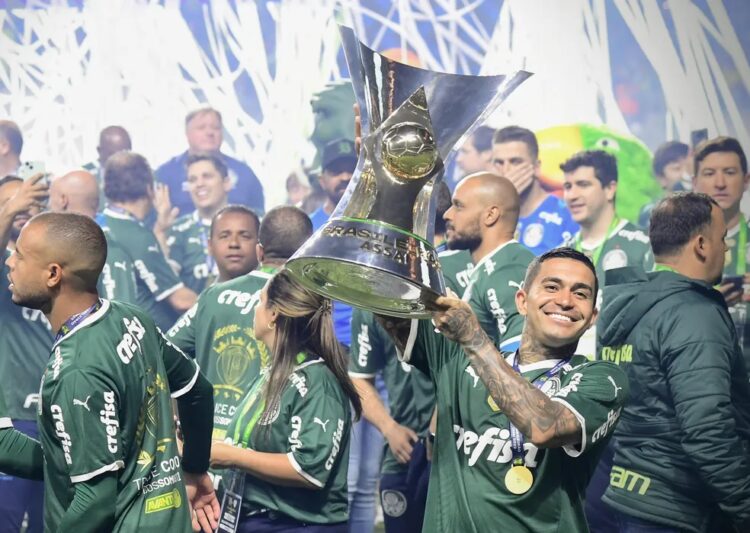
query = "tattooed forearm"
(464, 332, 581, 448)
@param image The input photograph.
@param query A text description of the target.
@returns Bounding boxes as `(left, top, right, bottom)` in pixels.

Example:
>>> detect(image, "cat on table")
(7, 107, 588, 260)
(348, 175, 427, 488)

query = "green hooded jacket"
(596, 267, 750, 532)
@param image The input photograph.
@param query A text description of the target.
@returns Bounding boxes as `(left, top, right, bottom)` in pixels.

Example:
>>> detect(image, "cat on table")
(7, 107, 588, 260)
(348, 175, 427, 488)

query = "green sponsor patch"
(145, 488, 182, 514)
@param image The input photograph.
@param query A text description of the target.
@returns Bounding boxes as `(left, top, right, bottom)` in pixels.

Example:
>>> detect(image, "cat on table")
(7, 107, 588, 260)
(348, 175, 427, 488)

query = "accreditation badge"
(217, 468, 245, 533)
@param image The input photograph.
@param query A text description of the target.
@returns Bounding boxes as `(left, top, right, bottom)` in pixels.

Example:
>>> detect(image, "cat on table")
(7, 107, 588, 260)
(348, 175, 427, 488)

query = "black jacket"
(597, 267, 750, 532)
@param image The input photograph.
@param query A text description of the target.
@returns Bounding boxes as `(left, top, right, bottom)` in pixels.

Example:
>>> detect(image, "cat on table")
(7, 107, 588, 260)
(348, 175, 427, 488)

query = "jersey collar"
(470, 239, 518, 279)
(51, 299, 110, 350)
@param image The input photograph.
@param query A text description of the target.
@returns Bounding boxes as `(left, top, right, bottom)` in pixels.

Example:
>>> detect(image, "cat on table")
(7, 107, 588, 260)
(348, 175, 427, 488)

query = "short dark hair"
(524, 247, 599, 298)
(470, 126, 495, 153)
(649, 192, 719, 257)
(210, 204, 260, 238)
(33, 211, 107, 290)
(103, 151, 154, 202)
(0, 175, 22, 189)
(186, 152, 228, 178)
(493, 125, 538, 160)
(185, 107, 222, 128)
(694, 136, 747, 176)
(560, 150, 618, 186)
(652, 141, 689, 177)
(0, 120, 23, 156)
(259, 206, 313, 261)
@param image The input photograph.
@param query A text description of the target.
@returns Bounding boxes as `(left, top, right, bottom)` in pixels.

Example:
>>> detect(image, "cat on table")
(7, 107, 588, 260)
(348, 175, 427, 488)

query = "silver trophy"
(286, 25, 530, 318)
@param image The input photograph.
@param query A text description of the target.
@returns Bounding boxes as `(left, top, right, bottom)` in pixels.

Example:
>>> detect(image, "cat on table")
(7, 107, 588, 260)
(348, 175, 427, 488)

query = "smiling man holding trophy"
(287, 26, 629, 533)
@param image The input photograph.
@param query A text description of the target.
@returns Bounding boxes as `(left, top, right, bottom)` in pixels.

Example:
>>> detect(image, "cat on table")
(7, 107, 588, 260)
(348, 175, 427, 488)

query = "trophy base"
(285, 218, 445, 318)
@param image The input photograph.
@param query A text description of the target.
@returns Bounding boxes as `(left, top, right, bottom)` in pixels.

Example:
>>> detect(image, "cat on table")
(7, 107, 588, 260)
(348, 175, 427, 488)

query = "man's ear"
(256, 243, 265, 263)
(47, 262, 63, 289)
(515, 287, 528, 317)
(693, 234, 708, 263)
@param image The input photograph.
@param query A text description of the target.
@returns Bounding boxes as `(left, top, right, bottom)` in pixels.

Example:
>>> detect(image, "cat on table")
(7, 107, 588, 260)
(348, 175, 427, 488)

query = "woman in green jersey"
(210, 269, 361, 532)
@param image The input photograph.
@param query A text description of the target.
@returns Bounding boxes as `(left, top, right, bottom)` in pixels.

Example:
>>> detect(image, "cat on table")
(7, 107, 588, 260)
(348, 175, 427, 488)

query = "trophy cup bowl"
(285, 25, 531, 318)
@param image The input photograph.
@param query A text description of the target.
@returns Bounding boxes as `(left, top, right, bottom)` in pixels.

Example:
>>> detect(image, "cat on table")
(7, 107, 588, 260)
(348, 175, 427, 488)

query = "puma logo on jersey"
(314, 418, 330, 432)
(73, 396, 91, 411)
(465, 366, 480, 388)
(117, 316, 146, 364)
(113, 261, 128, 271)
(608, 376, 623, 396)
(508, 280, 523, 291)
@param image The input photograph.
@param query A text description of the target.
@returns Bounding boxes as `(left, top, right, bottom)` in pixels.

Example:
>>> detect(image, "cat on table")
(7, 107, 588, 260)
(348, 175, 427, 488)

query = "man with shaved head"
(0, 173, 50, 533)
(442, 172, 535, 351)
(5, 211, 219, 532)
(49, 170, 100, 218)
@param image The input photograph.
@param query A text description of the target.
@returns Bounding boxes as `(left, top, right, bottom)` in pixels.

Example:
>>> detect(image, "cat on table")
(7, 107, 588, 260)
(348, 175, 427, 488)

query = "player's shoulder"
(209, 269, 271, 296)
(290, 358, 343, 397)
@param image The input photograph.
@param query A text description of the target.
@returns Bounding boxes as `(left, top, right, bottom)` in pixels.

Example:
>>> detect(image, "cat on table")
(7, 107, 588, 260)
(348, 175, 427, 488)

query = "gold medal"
(504, 465, 533, 495)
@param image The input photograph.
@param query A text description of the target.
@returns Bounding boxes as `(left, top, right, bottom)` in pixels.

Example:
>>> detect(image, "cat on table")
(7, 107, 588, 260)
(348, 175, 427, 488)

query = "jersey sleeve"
(0, 388, 12, 429)
(285, 383, 349, 489)
(166, 299, 200, 358)
(48, 369, 125, 483)
(158, 328, 201, 398)
(401, 319, 463, 381)
(550, 361, 629, 457)
(349, 309, 386, 378)
(471, 266, 525, 352)
(133, 227, 183, 302)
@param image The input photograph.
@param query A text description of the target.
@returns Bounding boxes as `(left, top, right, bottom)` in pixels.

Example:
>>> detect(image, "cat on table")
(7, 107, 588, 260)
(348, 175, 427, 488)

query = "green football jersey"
(438, 249, 473, 296)
(0, 386, 12, 429)
(570, 220, 653, 359)
(168, 268, 274, 441)
(166, 212, 216, 294)
(462, 241, 534, 352)
(0, 249, 53, 421)
(349, 309, 434, 474)
(98, 226, 138, 303)
(723, 218, 750, 370)
(102, 208, 184, 330)
(225, 358, 352, 524)
(38, 300, 200, 532)
(405, 320, 628, 532)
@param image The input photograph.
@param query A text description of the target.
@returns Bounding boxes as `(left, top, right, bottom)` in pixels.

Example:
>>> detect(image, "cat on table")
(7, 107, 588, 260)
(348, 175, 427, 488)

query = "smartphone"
(17, 161, 46, 182)
(722, 275, 744, 294)
(690, 129, 708, 149)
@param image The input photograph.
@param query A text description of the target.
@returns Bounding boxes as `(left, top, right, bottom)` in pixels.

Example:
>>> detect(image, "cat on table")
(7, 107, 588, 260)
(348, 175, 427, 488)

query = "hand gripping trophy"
(286, 25, 530, 318)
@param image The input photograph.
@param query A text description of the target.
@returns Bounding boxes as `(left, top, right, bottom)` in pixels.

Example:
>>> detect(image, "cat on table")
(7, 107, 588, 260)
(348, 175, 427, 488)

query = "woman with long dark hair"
(210, 269, 361, 532)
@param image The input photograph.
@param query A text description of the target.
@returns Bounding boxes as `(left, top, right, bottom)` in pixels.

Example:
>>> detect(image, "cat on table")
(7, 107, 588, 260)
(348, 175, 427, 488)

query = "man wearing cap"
(309, 138, 358, 230)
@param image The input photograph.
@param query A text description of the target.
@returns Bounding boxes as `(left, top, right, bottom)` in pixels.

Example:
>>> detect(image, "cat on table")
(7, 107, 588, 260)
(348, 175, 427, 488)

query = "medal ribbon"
(573, 216, 621, 268)
(508, 353, 571, 466)
(55, 300, 102, 343)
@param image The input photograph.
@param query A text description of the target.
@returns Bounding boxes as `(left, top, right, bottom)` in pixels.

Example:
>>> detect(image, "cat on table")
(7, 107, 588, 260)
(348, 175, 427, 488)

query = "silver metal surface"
(286, 25, 531, 318)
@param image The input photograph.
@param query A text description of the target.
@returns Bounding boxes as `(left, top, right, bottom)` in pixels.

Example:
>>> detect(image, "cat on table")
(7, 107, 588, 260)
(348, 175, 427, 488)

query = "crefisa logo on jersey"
(100, 391, 119, 453)
(51, 405, 73, 465)
(325, 419, 345, 471)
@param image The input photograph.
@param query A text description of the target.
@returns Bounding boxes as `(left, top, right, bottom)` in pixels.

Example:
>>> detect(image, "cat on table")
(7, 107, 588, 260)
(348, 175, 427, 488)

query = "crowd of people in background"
(0, 105, 748, 533)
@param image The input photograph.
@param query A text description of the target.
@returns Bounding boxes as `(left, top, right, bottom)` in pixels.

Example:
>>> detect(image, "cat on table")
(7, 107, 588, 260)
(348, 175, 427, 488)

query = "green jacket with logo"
(597, 267, 750, 532)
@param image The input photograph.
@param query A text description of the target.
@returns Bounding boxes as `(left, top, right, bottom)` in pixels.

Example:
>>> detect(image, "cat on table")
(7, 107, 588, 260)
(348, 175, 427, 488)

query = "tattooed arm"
(432, 294, 582, 448)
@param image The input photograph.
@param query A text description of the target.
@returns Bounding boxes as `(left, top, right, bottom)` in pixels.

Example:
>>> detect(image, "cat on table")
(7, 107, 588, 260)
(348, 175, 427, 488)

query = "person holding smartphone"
(691, 137, 750, 368)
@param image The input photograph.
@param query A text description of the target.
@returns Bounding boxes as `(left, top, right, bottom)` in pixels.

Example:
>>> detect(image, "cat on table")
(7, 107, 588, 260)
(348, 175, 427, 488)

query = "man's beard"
(447, 230, 481, 252)
(10, 288, 50, 311)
